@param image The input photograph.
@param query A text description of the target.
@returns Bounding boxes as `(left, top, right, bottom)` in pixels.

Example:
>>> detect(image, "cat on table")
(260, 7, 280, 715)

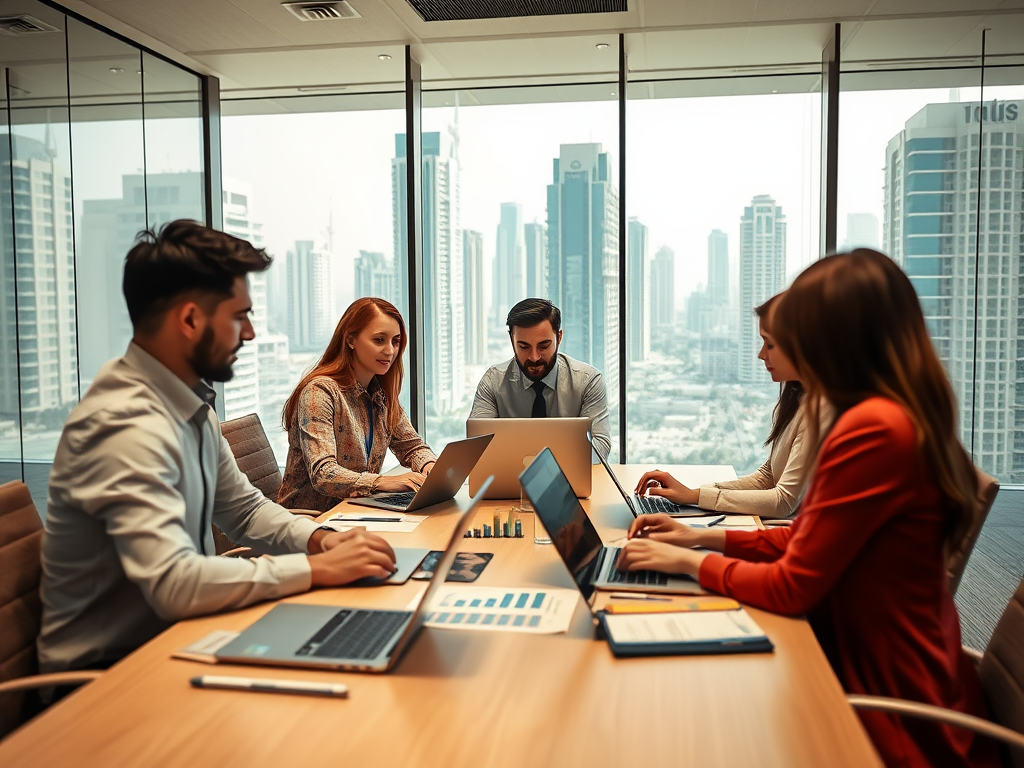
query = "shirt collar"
(123, 342, 216, 424)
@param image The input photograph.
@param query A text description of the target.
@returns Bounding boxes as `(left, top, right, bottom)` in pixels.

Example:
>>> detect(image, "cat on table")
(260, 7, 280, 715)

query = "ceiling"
(8, 0, 1024, 98)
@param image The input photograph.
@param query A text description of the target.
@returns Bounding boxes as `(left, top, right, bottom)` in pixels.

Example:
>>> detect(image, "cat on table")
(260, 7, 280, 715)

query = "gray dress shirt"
(39, 343, 319, 673)
(468, 353, 611, 458)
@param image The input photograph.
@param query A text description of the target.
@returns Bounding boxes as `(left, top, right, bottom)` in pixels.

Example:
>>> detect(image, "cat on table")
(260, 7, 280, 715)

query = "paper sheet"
(424, 586, 579, 634)
(603, 608, 767, 645)
(322, 512, 425, 533)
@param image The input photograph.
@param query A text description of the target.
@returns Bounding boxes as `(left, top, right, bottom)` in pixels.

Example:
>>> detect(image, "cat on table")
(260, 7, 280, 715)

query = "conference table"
(0, 465, 882, 768)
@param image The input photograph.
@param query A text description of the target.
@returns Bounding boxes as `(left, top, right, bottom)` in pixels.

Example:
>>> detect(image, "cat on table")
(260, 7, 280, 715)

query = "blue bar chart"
(424, 587, 580, 634)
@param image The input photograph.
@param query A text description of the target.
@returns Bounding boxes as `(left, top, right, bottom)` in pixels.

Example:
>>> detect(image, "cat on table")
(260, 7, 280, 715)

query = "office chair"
(848, 574, 1024, 766)
(0, 481, 102, 739)
(218, 413, 318, 555)
(946, 468, 999, 597)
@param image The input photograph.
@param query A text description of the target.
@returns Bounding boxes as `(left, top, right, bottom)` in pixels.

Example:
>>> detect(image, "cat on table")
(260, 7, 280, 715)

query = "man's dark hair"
(123, 219, 271, 335)
(506, 298, 561, 335)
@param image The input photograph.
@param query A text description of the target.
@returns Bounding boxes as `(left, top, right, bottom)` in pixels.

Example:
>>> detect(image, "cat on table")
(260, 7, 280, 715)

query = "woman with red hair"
(620, 250, 997, 768)
(278, 297, 436, 512)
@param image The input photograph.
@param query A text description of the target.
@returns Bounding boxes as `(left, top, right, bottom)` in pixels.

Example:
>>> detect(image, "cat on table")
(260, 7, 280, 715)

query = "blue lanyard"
(365, 400, 374, 459)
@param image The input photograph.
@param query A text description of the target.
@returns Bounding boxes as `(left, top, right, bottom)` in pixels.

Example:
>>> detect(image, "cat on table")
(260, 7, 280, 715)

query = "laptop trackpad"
(348, 547, 431, 587)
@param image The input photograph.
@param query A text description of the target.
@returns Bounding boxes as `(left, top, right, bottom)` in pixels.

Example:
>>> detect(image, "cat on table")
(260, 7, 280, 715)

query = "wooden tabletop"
(0, 465, 881, 768)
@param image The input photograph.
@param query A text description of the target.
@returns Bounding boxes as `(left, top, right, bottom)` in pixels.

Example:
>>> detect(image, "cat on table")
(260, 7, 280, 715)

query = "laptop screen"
(590, 437, 638, 517)
(520, 448, 604, 601)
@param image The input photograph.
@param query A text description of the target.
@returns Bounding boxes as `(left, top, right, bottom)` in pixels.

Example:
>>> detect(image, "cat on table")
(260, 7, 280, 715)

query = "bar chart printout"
(424, 587, 579, 634)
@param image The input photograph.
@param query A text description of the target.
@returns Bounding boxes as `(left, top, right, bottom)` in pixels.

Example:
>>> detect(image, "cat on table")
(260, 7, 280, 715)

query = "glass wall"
(838, 21, 1024, 484)
(420, 86, 620, 459)
(0, 0, 206, 510)
(220, 94, 406, 464)
(625, 76, 821, 472)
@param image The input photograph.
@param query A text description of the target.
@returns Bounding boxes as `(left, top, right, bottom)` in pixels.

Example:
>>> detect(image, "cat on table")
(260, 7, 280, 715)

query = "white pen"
(190, 675, 348, 698)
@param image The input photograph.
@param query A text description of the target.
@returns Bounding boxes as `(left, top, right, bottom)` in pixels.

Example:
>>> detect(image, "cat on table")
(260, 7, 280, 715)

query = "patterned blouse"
(277, 376, 436, 512)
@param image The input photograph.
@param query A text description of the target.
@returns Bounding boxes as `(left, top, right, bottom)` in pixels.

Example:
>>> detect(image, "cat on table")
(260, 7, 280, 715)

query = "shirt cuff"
(697, 485, 720, 510)
(265, 552, 314, 594)
(698, 552, 731, 594)
(411, 450, 438, 474)
(352, 472, 377, 497)
(289, 516, 321, 553)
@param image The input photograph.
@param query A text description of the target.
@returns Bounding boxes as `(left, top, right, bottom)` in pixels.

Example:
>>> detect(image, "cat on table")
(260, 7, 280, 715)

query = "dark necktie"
(531, 380, 547, 418)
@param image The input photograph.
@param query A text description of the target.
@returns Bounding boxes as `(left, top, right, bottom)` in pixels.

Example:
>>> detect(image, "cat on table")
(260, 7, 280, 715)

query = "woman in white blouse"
(634, 294, 830, 519)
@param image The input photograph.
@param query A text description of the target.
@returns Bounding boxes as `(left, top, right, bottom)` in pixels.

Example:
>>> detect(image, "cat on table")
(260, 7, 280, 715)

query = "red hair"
(282, 297, 407, 433)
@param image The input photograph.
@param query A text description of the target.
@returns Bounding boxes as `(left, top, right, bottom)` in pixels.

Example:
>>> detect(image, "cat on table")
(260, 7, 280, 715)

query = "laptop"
(348, 434, 494, 512)
(215, 476, 493, 673)
(467, 417, 592, 499)
(591, 437, 705, 518)
(520, 449, 702, 596)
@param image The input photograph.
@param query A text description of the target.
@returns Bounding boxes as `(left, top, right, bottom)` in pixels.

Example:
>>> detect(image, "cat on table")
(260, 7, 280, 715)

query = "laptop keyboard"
(296, 609, 413, 660)
(634, 494, 684, 516)
(373, 491, 416, 507)
(605, 548, 670, 586)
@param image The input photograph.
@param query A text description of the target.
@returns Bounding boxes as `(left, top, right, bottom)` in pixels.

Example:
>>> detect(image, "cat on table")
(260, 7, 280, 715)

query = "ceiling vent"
(282, 1, 361, 21)
(404, 0, 626, 22)
(0, 15, 60, 36)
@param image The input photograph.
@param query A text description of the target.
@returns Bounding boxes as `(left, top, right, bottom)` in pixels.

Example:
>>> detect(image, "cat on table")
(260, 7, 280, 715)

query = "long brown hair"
(772, 249, 976, 551)
(755, 293, 804, 448)
(282, 297, 407, 433)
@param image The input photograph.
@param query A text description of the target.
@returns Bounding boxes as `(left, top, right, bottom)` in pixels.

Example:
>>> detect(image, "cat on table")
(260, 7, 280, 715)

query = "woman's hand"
(628, 513, 703, 547)
(634, 470, 700, 506)
(616, 539, 706, 579)
(374, 471, 426, 493)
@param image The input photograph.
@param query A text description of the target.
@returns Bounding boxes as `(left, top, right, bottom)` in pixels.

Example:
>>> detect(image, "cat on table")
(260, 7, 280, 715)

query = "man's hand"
(308, 530, 397, 586)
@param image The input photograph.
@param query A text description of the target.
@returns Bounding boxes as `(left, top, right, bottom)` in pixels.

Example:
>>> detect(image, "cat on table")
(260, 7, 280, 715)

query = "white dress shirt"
(38, 343, 319, 673)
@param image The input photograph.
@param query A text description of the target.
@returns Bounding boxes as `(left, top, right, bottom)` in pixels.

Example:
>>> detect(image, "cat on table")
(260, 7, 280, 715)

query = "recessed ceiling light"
(771, 89, 778, 93)
(596, 43, 609, 50)
(378, 53, 392, 61)
(109, 67, 124, 73)
(611, 91, 617, 97)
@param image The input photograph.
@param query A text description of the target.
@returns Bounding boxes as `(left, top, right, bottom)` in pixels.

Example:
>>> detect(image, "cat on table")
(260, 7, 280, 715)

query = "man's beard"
(190, 326, 239, 383)
(516, 347, 558, 382)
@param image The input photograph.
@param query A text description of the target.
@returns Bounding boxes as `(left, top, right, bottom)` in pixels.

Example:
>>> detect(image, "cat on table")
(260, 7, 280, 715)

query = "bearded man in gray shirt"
(468, 299, 611, 459)
(39, 220, 397, 673)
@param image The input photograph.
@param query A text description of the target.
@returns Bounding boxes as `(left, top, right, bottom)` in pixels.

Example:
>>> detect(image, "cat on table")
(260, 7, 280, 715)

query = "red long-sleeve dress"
(699, 397, 999, 768)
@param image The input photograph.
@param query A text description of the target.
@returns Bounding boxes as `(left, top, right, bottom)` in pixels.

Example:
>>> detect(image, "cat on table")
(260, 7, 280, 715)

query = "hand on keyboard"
(633, 470, 700, 506)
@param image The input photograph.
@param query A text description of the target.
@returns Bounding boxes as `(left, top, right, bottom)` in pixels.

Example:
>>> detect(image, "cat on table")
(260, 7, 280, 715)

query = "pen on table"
(331, 516, 402, 523)
(692, 515, 727, 528)
(608, 592, 673, 602)
(191, 675, 348, 698)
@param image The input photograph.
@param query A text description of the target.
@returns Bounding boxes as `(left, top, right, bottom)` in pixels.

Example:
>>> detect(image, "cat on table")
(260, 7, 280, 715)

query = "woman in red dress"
(619, 250, 998, 768)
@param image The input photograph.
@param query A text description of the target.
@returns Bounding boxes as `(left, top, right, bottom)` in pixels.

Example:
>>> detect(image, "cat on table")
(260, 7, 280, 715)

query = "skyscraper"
(524, 221, 547, 299)
(738, 195, 786, 384)
(844, 212, 881, 250)
(392, 130, 464, 414)
(463, 230, 486, 365)
(707, 229, 729, 307)
(627, 217, 650, 362)
(286, 239, 333, 353)
(0, 134, 78, 425)
(355, 250, 396, 304)
(884, 99, 1023, 480)
(546, 143, 619, 395)
(650, 246, 675, 331)
(494, 202, 525, 321)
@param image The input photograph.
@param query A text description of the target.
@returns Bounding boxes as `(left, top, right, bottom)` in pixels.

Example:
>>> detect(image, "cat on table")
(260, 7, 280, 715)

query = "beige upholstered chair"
(220, 413, 283, 501)
(849, 576, 1024, 766)
(217, 413, 317, 555)
(946, 468, 1000, 597)
(0, 481, 101, 738)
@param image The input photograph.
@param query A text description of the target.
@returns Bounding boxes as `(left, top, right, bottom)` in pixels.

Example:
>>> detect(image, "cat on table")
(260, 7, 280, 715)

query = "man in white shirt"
(469, 298, 611, 459)
(39, 220, 397, 673)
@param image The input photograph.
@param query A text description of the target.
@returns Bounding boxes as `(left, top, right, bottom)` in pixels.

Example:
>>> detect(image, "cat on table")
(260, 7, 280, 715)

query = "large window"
(0, 0, 206, 510)
(420, 87, 620, 458)
(624, 79, 821, 473)
(220, 95, 406, 464)
(838, 26, 1024, 483)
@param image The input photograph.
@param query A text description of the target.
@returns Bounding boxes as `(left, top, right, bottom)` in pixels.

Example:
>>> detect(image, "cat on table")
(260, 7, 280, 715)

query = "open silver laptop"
(348, 434, 493, 512)
(521, 449, 701, 596)
(215, 477, 492, 673)
(467, 417, 592, 499)
(591, 436, 705, 518)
